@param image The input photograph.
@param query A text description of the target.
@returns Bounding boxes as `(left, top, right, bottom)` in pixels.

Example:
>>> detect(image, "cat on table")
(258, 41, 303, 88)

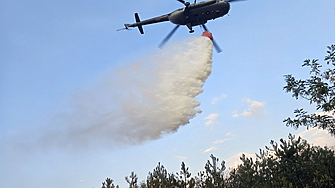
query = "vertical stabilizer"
(134, 13, 144, 34)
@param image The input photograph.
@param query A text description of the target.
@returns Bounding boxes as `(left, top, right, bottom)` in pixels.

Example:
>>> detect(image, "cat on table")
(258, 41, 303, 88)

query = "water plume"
(46, 36, 214, 148)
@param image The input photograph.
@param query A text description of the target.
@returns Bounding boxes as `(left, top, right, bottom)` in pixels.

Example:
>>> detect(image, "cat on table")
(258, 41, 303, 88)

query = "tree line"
(101, 134, 335, 188)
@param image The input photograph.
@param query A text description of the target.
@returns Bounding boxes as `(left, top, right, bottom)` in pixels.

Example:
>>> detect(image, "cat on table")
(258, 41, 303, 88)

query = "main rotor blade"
(158, 25, 180, 49)
(202, 24, 222, 53)
(213, 40, 222, 53)
(202, 24, 209, 32)
(177, 0, 186, 4)
(177, 0, 190, 6)
(226, 0, 245, 2)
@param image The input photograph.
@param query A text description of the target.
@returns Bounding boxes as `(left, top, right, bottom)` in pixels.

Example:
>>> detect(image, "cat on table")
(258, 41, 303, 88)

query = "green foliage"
(176, 162, 192, 188)
(101, 177, 119, 188)
(200, 154, 225, 188)
(101, 136, 334, 187)
(125, 172, 138, 188)
(284, 44, 335, 135)
(225, 134, 335, 188)
(145, 162, 179, 188)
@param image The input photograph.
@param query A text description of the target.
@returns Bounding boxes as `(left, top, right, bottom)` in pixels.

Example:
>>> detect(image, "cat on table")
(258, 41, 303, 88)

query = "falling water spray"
(43, 36, 214, 148)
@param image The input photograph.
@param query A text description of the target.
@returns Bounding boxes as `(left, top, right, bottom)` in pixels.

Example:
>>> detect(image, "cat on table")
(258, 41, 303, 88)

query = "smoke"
(42, 36, 214, 149)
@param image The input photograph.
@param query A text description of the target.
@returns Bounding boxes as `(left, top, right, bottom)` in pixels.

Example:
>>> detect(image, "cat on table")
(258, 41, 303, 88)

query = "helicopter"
(119, 0, 244, 52)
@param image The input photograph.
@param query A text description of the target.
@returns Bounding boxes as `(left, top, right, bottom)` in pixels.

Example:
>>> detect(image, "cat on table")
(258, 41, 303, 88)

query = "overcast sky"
(1, 0, 335, 187)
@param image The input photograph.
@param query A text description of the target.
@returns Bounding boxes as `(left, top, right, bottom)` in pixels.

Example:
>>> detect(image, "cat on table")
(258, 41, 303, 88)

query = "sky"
(1, 0, 335, 187)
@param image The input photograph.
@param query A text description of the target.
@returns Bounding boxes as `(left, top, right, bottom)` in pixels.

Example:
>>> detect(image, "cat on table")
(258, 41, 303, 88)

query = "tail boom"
(124, 13, 170, 34)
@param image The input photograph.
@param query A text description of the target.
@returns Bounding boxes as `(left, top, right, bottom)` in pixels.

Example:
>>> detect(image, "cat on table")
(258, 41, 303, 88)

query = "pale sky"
(1, 0, 335, 188)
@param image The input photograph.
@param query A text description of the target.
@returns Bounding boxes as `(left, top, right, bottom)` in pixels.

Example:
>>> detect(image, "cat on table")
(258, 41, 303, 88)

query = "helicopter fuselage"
(169, 0, 230, 26)
(121, 0, 239, 53)
(125, 0, 230, 33)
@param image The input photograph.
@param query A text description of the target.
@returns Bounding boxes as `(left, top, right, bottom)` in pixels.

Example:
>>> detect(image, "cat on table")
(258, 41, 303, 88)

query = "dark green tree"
(233, 154, 258, 188)
(101, 177, 119, 188)
(176, 161, 192, 188)
(197, 154, 225, 188)
(101, 138, 334, 188)
(125, 171, 139, 188)
(284, 44, 335, 136)
(139, 182, 147, 188)
(225, 134, 335, 188)
(146, 162, 178, 188)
